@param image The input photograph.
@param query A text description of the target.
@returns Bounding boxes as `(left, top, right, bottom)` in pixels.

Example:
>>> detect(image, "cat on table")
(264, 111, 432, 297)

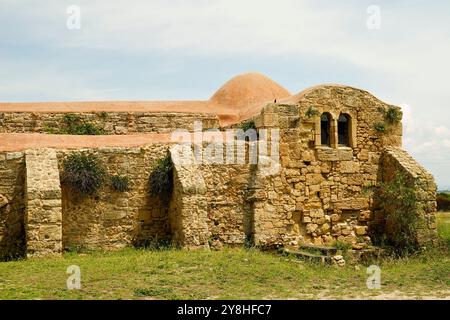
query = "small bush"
(305, 106, 319, 118)
(239, 120, 257, 132)
(71, 123, 104, 135)
(61, 153, 106, 196)
(385, 106, 402, 124)
(374, 172, 422, 255)
(149, 155, 173, 201)
(50, 113, 105, 135)
(97, 111, 108, 119)
(111, 175, 130, 192)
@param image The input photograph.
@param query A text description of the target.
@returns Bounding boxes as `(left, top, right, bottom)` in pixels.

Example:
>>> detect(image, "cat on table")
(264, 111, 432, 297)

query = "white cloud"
(401, 103, 450, 188)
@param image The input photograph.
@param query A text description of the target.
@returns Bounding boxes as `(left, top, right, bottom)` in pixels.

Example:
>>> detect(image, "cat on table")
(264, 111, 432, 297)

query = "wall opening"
(338, 114, 350, 147)
(320, 113, 331, 146)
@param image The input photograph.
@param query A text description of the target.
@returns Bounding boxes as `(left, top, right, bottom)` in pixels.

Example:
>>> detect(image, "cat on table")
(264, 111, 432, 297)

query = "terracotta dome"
(209, 72, 291, 110)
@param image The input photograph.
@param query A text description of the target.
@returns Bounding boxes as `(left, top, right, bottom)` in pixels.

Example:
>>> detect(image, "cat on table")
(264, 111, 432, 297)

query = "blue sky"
(1, 0, 450, 188)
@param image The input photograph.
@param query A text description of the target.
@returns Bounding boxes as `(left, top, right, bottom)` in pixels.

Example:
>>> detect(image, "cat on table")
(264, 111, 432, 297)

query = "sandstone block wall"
(249, 86, 404, 249)
(169, 145, 210, 249)
(0, 111, 219, 134)
(58, 145, 170, 251)
(201, 163, 254, 248)
(1, 145, 174, 258)
(25, 149, 62, 257)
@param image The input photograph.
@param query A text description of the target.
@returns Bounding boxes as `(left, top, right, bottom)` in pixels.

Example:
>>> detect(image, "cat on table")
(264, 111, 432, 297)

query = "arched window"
(321, 113, 331, 146)
(338, 114, 350, 146)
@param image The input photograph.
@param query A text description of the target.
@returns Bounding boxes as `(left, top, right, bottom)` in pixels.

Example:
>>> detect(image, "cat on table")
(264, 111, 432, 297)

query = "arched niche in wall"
(338, 113, 350, 147)
(320, 112, 332, 147)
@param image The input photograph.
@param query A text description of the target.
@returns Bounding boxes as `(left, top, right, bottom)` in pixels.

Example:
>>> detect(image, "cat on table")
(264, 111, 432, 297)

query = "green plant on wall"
(385, 106, 402, 124)
(305, 106, 319, 118)
(373, 172, 422, 255)
(111, 175, 130, 192)
(375, 106, 402, 134)
(149, 155, 173, 202)
(374, 122, 386, 132)
(62, 114, 104, 135)
(45, 113, 105, 135)
(61, 153, 106, 196)
(97, 111, 108, 120)
(239, 120, 256, 132)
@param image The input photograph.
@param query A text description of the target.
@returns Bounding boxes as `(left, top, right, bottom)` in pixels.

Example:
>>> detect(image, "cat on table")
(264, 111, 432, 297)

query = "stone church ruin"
(0, 72, 438, 259)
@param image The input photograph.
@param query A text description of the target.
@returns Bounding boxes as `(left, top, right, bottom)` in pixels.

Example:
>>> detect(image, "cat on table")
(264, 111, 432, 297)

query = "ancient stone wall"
(58, 145, 170, 251)
(0, 111, 219, 134)
(379, 147, 438, 245)
(0, 84, 439, 258)
(0, 151, 26, 260)
(250, 86, 403, 249)
(25, 149, 62, 257)
(200, 163, 254, 247)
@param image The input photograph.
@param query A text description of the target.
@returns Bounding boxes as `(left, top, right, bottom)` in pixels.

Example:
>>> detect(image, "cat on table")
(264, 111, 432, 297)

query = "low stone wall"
(169, 143, 255, 249)
(379, 147, 438, 246)
(1, 145, 173, 257)
(0, 111, 219, 134)
(0, 151, 26, 260)
(201, 163, 253, 247)
(58, 145, 171, 251)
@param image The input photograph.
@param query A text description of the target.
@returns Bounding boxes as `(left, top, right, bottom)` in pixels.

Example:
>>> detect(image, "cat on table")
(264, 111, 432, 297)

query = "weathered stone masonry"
(0, 74, 439, 258)
(0, 111, 219, 134)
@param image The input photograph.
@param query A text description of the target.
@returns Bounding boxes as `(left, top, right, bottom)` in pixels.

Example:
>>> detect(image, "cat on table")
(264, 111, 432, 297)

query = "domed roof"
(209, 72, 291, 110)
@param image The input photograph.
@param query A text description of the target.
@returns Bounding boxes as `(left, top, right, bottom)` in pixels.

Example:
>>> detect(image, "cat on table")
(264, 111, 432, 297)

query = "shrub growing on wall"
(374, 106, 402, 134)
(374, 172, 423, 255)
(239, 120, 256, 132)
(385, 106, 402, 124)
(61, 153, 106, 196)
(44, 114, 104, 135)
(149, 155, 173, 202)
(111, 175, 130, 192)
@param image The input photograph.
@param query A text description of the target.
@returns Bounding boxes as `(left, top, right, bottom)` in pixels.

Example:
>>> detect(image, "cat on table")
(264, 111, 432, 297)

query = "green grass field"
(0, 213, 449, 300)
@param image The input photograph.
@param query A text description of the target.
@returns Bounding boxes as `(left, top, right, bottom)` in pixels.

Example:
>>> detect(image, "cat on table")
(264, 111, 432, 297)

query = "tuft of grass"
(61, 153, 106, 196)
(134, 287, 174, 298)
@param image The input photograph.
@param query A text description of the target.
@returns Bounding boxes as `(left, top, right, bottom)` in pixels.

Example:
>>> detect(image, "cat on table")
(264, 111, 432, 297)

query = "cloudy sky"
(1, 0, 449, 188)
